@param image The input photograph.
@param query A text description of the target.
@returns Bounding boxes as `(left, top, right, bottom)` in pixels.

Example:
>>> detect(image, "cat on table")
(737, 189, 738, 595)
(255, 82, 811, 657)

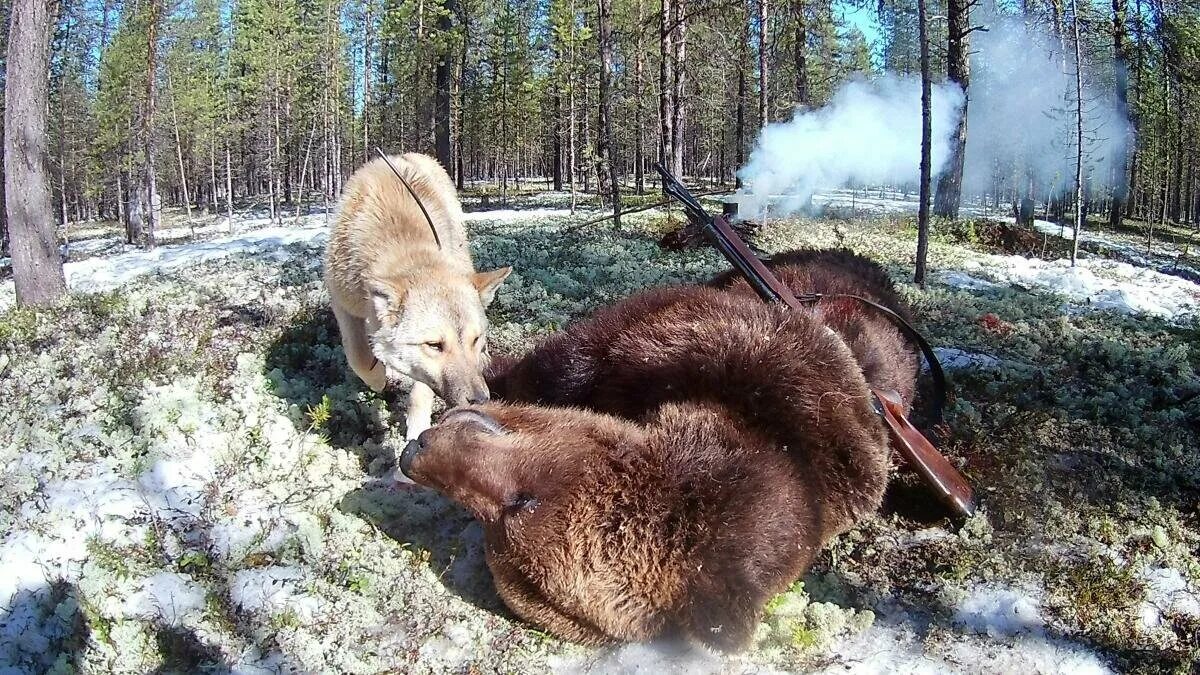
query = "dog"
(400, 249, 918, 650)
(324, 152, 511, 441)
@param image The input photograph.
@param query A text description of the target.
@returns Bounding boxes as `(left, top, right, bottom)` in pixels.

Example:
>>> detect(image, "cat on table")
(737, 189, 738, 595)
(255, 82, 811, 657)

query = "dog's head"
(366, 266, 511, 405)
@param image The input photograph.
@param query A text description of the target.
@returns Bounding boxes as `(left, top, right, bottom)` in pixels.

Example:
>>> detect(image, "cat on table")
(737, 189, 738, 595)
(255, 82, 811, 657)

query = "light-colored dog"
(324, 152, 511, 441)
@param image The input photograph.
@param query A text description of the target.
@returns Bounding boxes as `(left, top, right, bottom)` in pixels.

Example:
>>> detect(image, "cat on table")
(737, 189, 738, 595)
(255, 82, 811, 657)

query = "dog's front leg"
(405, 381, 435, 441)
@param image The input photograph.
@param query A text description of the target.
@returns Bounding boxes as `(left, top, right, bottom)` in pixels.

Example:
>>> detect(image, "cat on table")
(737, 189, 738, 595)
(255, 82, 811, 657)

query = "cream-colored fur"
(324, 152, 511, 442)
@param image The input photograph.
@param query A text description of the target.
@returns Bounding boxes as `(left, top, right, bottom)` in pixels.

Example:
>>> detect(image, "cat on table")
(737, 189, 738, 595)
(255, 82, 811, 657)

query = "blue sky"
(836, 0, 886, 68)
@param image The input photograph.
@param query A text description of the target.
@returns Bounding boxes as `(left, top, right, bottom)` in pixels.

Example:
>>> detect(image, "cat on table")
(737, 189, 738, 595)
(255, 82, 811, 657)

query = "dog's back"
(325, 153, 472, 316)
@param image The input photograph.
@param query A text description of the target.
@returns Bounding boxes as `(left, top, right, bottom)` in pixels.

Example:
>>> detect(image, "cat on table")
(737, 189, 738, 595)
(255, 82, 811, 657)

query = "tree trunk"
(914, 0, 932, 287)
(434, 0, 455, 171)
(793, 0, 807, 108)
(167, 73, 192, 222)
(225, 104, 234, 228)
(596, 0, 620, 223)
(735, 4, 748, 188)
(5, 0, 67, 305)
(1108, 0, 1131, 228)
(757, 0, 768, 128)
(1070, 0, 1084, 266)
(141, 0, 161, 249)
(1170, 83, 1183, 223)
(670, 0, 685, 176)
(633, 0, 645, 194)
(362, 0, 372, 162)
(659, 0, 674, 181)
(932, 0, 969, 218)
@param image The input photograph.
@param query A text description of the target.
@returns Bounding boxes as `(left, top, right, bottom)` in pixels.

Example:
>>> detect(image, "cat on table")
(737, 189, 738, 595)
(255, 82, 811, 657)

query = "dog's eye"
(425, 341, 444, 352)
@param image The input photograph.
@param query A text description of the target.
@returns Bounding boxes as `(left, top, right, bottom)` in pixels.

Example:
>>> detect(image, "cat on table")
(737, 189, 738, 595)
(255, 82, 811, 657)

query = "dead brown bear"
(399, 248, 921, 652)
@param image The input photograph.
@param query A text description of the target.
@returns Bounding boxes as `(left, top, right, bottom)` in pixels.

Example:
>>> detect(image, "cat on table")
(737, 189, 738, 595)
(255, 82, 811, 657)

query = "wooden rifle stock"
(872, 389, 976, 517)
(654, 162, 977, 519)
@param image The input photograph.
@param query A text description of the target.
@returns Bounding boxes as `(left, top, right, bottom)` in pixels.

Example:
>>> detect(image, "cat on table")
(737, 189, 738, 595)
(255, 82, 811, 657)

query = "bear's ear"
(473, 267, 513, 307)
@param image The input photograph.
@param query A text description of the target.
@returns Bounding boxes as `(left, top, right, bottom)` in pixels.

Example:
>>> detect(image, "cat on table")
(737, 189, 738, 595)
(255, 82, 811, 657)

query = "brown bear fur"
(402, 248, 920, 652)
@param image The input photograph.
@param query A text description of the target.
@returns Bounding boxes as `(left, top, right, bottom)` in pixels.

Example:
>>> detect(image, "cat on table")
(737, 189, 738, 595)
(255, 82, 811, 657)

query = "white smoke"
(734, 74, 966, 217)
(963, 11, 1132, 198)
(733, 9, 1133, 216)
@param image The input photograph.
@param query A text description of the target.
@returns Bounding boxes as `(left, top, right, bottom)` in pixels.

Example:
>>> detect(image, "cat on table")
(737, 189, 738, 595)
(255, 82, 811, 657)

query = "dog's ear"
(367, 280, 408, 323)
(473, 267, 513, 307)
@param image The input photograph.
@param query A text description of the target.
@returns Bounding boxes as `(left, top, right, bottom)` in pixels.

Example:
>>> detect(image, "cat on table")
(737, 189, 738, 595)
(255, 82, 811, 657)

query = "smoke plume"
(734, 10, 1132, 216)
(734, 75, 966, 217)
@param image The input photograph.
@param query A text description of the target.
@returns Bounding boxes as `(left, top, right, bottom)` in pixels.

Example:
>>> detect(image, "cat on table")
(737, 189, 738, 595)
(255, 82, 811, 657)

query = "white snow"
(952, 584, 1046, 638)
(549, 639, 738, 675)
(814, 599, 1112, 675)
(932, 347, 1002, 371)
(120, 572, 207, 625)
(0, 468, 148, 669)
(0, 215, 329, 308)
(1137, 567, 1200, 630)
(940, 254, 1200, 323)
(229, 567, 320, 620)
(463, 208, 575, 222)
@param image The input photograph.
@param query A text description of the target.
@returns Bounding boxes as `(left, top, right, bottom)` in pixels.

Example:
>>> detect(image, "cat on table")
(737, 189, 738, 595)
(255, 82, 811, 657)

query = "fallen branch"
(561, 189, 731, 234)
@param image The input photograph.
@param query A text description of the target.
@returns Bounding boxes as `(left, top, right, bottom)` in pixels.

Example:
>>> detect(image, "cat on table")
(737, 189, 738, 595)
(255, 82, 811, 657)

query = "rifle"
(655, 162, 976, 519)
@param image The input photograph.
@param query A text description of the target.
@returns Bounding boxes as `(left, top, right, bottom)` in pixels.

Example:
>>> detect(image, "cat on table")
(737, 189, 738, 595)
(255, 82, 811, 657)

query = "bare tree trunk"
(933, 0, 969, 218)
(793, 0, 807, 108)
(735, 4, 748, 188)
(434, 0, 455, 171)
(166, 73, 192, 222)
(225, 105, 234, 228)
(362, 0, 372, 163)
(596, 0, 620, 223)
(209, 132, 218, 215)
(633, 0, 645, 194)
(1108, 0, 1131, 228)
(914, 0, 932, 287)
(1170, 84, 1183, 223)
(5, 0, 67, 304)
(757, 0, 768, 128)
(568, 0, 578, 212)
(670, 0, 686, 176)
(295, 120, 317, 219)
(142, 0, 161, 249)
(659, 0, 673, 181)
(1069, 0, 1084, 266)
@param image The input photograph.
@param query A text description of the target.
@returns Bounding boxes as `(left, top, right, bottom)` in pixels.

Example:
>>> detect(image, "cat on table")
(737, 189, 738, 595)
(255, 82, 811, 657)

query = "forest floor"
(1, 188, 1198, 674)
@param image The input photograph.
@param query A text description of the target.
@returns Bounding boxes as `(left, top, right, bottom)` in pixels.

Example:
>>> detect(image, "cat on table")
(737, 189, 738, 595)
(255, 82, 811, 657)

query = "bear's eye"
(504, 493, 537, 515)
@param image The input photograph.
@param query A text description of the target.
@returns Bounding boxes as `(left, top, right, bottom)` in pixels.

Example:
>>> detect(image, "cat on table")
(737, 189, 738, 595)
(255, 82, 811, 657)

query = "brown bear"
(399, 248, 921, 652)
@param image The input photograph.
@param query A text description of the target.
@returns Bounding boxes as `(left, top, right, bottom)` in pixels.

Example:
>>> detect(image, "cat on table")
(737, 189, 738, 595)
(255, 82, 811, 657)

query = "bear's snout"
(398, 437, 425, 479)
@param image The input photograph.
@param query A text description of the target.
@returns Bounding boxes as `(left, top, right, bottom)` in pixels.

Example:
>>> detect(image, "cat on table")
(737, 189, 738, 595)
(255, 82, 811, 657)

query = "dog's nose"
(467, 385, 490, 405)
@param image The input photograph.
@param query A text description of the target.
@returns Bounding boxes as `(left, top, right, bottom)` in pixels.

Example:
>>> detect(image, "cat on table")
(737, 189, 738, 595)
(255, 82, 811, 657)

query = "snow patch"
(953, 584, 1046, 637)
(814, 600, 1112, 674)
(0, 216, 328, 308)
(940, 255, 1200, 323)
(1138, 567, 1200, 630)
(550, 639, 739, 675)
(932, 347, 1002, 371)
(229, 567, 319, 620)
(120, 572, 207, 625)
(463, 208, 575, 222)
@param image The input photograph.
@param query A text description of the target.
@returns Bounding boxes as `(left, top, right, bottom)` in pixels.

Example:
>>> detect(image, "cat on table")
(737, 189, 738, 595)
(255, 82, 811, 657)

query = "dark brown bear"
(399, 248, 921, 652)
